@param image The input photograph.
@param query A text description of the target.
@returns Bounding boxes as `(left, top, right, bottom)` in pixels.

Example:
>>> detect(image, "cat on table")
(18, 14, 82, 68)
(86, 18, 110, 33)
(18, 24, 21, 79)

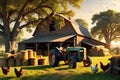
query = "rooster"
(14, 67, 23, 78)
(100, 61, 110, 72)
(90, 64, 98, 74)
(1, 66, 10, 75)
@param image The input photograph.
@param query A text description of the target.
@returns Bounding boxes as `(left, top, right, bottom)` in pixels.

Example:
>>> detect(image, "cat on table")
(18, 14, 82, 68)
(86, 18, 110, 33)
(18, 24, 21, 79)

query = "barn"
(18, 14, 109, 56)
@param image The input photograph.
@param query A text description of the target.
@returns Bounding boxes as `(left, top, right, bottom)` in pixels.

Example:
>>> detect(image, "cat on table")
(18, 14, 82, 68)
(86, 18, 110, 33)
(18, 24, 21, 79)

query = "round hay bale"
(33, 51, 37, 58)
(38, 58, 45, 65)
(22, 59, 29, 66)
(20, 50, 28, 60)
(15, 57, 22, 66)
(8, 57, 15, 67)
(29, 58, 38, 66)
(3, 53, 12, 59)
(0, 58, 8, 67)
(26, 49, 34, 58)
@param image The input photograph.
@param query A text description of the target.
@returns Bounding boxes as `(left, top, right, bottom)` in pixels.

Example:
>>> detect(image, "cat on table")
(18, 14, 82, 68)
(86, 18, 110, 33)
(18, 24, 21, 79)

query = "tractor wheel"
(49, 49, 60, 67)
(63, 54, 68, 65)
(68, 56, 76, 69)
(83, 56, 92, 67)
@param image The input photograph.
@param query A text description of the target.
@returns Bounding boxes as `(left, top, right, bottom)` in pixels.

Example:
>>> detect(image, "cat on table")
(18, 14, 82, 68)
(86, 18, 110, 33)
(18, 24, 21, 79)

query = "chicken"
(90, 64, 98, 74)
(1, 66, 10, 75)
(14, 67, 23, 78)
(100, 61, 110, 72)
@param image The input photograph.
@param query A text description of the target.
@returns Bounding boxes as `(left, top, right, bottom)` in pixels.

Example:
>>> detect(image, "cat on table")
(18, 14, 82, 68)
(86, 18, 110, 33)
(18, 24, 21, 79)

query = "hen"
(1, 66, 10, 75)
(90, 64, 98, 74)
(14, 67, 23, 78)
(100, 61, 110, 72)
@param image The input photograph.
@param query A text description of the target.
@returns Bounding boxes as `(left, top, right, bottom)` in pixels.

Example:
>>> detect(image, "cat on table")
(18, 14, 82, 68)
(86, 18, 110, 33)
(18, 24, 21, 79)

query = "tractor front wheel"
(68, 56, 76, 69)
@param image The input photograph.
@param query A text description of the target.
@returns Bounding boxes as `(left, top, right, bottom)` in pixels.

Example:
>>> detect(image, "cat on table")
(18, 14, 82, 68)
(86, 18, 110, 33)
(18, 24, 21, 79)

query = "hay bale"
(38, 58, 45, 65)
(3, 53, 12, 59)
(29, 58, 38, 66)
(22, 59, 29, 66)
(0, 58, 8, 67)
(89, 47, 98, 56)
(15, 57, 22, 66)
(20, 50, 28, 60)
(33, 51, 37, 58)
(26, 49, 34, 58)
(8, 57, 15, 67)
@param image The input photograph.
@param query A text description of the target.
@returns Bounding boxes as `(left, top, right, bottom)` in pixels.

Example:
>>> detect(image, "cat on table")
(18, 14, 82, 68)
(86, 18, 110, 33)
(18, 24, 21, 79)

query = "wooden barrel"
(20, 50, 28, 60)
(38, 58, 45, 65)
(26, 49, 34, 58)
(8, 57, 15, 67)
(29, 58, 38, 66)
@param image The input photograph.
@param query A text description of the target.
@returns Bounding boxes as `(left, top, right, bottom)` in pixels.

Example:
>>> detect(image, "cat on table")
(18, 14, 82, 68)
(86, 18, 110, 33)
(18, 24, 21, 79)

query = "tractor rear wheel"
(49, 49, 60, 67)
(68, 56, 76, 69)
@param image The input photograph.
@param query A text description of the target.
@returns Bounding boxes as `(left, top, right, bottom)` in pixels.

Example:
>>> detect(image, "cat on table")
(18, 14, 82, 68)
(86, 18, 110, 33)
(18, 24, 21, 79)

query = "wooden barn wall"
(76, 36, 84, 46)
(34, 19, 76, 37)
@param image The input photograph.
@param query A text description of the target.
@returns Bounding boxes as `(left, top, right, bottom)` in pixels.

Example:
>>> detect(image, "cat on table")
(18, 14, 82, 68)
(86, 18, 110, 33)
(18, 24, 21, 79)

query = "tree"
(0, 0, 83, 52)
(75, 19, 88, 29)
(91, 10, 120, 46)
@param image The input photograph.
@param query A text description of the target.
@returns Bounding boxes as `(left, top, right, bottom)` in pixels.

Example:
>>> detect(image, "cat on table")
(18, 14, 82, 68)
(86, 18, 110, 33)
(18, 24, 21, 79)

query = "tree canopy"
(75, 19, 88, 29)
(91, 10, 120, 46)
(0, 0, 83, 52)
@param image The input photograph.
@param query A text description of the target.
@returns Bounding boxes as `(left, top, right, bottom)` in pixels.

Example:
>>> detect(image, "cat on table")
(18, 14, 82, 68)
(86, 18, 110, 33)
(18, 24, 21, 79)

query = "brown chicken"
(100, 61, 110, 72)
(1, 66, 10, 75)
(14, 67, 23, 78)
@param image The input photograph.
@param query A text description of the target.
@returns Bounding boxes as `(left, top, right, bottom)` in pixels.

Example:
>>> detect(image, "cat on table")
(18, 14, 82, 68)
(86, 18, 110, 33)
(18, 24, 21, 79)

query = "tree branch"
(19, 18, 43, 29)
(0, 24, 4, 30)
(12, 0, 32, 39)
(22, 0, 53, 17)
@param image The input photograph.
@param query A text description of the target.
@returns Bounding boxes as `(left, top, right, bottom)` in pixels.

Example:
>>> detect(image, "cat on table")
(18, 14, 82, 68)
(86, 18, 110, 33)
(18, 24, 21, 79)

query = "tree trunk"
(4, 39, 16, 53)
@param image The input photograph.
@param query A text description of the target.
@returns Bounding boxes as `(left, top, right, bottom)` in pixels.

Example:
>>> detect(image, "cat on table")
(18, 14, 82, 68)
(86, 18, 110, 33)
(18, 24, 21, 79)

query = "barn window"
(49, 20, 55, 35)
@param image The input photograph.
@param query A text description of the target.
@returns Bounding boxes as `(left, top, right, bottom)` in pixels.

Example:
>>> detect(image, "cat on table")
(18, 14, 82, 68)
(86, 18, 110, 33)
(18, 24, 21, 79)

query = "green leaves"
(91, 10, 120, 45)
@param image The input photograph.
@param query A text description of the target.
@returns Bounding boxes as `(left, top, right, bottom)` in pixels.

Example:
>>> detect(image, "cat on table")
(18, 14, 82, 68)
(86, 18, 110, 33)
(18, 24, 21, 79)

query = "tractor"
(48, 47, 92, 69)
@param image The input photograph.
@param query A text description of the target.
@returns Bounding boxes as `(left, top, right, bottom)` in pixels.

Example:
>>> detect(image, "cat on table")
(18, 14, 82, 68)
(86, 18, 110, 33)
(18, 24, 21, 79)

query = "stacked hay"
(0, 49, 45, 67)
(29, 58, 38, 66)
(20, 50, 29, 66)
(89, 46, 110, 56)
(38, 58, 45, 65)
(3, 53, 12, 59)
(15, 53, 22, 66)
(0, 58, 8, 67)
(8, 56, 15, 67)
(26, 49, 34, 58)
(109, 55, 120, 75)
(89, 47, 99, 56)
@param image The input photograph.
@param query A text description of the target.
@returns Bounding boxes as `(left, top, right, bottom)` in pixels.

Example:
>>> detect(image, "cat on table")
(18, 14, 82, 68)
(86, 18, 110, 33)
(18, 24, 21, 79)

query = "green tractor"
(48, 47, 92, 69)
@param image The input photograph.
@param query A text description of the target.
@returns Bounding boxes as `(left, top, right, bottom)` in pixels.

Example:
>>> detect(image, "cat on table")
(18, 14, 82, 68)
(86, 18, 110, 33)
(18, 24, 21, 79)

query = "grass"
(0, 56, 120, 80)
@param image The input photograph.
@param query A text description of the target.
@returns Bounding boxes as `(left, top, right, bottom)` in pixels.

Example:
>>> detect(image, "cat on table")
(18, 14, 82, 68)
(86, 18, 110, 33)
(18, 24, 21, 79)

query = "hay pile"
(0, 49, 45, 67)
(89, 46, 110, 56)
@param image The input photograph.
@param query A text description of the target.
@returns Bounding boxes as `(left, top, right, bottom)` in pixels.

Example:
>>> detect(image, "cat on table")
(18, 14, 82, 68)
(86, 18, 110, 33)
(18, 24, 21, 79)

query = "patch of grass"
(0, 56, 119, 80)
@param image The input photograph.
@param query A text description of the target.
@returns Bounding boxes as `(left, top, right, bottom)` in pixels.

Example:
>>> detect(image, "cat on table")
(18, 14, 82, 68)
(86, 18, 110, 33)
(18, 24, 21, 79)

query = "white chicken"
(90, 64, 98, 74)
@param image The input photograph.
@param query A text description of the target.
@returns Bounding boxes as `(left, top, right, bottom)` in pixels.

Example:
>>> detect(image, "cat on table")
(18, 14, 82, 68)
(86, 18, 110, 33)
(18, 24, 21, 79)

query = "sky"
(72, 0, 120, 28)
